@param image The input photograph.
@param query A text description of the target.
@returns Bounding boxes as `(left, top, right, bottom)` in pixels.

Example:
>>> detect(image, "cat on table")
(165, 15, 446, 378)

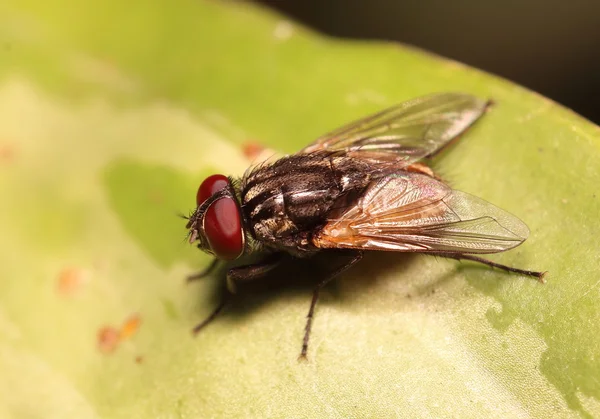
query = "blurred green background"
(258, 0, 600, 124)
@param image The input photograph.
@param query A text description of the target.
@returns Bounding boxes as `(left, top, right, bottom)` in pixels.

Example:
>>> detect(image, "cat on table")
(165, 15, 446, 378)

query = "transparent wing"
(302, 93, 489, 166)
(313, 172, 529, 254)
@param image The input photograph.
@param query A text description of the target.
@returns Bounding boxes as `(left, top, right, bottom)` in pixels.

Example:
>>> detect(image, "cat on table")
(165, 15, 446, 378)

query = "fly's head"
(186, 174, 245, 260)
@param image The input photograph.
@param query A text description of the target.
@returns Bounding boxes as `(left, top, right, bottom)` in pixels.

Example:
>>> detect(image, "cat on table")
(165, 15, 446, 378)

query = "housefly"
(184, 93, 545, 359)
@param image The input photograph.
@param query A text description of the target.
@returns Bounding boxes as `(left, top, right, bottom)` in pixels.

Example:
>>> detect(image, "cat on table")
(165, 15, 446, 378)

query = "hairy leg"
(187, 258, 219, 282)
(226, 253, 283, 293)
(434, 252, 547, 283)
(192, 297, 228, 334)
(191, 253, 283, 334)
(299, 251, 364, 360)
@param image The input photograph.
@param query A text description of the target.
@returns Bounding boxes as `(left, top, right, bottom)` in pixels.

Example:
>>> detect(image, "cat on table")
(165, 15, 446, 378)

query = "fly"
(184, 93, 546, 359)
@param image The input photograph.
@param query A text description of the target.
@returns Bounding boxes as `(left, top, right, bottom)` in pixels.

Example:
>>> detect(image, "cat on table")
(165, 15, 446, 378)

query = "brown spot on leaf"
(147, 189, 164, 204)
(97, 326, 120, 354)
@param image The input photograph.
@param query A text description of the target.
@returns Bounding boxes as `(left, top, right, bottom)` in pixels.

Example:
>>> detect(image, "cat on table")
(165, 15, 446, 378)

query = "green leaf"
(1, 1, 599, 418)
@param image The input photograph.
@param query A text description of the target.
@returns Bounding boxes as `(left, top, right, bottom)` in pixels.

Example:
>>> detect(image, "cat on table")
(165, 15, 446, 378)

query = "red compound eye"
(195, 174, 244, 260)
(196, 174, 230, 206)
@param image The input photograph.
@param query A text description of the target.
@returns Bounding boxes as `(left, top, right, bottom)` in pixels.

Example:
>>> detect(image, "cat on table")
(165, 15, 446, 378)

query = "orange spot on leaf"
(242, 141, 266, 161)
(0, 144, 16, 163)
(119, 314, 142, 340)
(97, 313, 142, 354)
(56, 267, 89, 296)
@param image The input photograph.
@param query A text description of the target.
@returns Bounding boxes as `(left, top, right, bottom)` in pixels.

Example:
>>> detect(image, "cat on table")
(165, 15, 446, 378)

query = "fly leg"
(187, 258, 219, 282)
(299, 251, 364, 361)
(436, 253, 547, 283)
(192, 296, 228, 334)
(226, 253, 283, 294)
(191, 253, 283, 335)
